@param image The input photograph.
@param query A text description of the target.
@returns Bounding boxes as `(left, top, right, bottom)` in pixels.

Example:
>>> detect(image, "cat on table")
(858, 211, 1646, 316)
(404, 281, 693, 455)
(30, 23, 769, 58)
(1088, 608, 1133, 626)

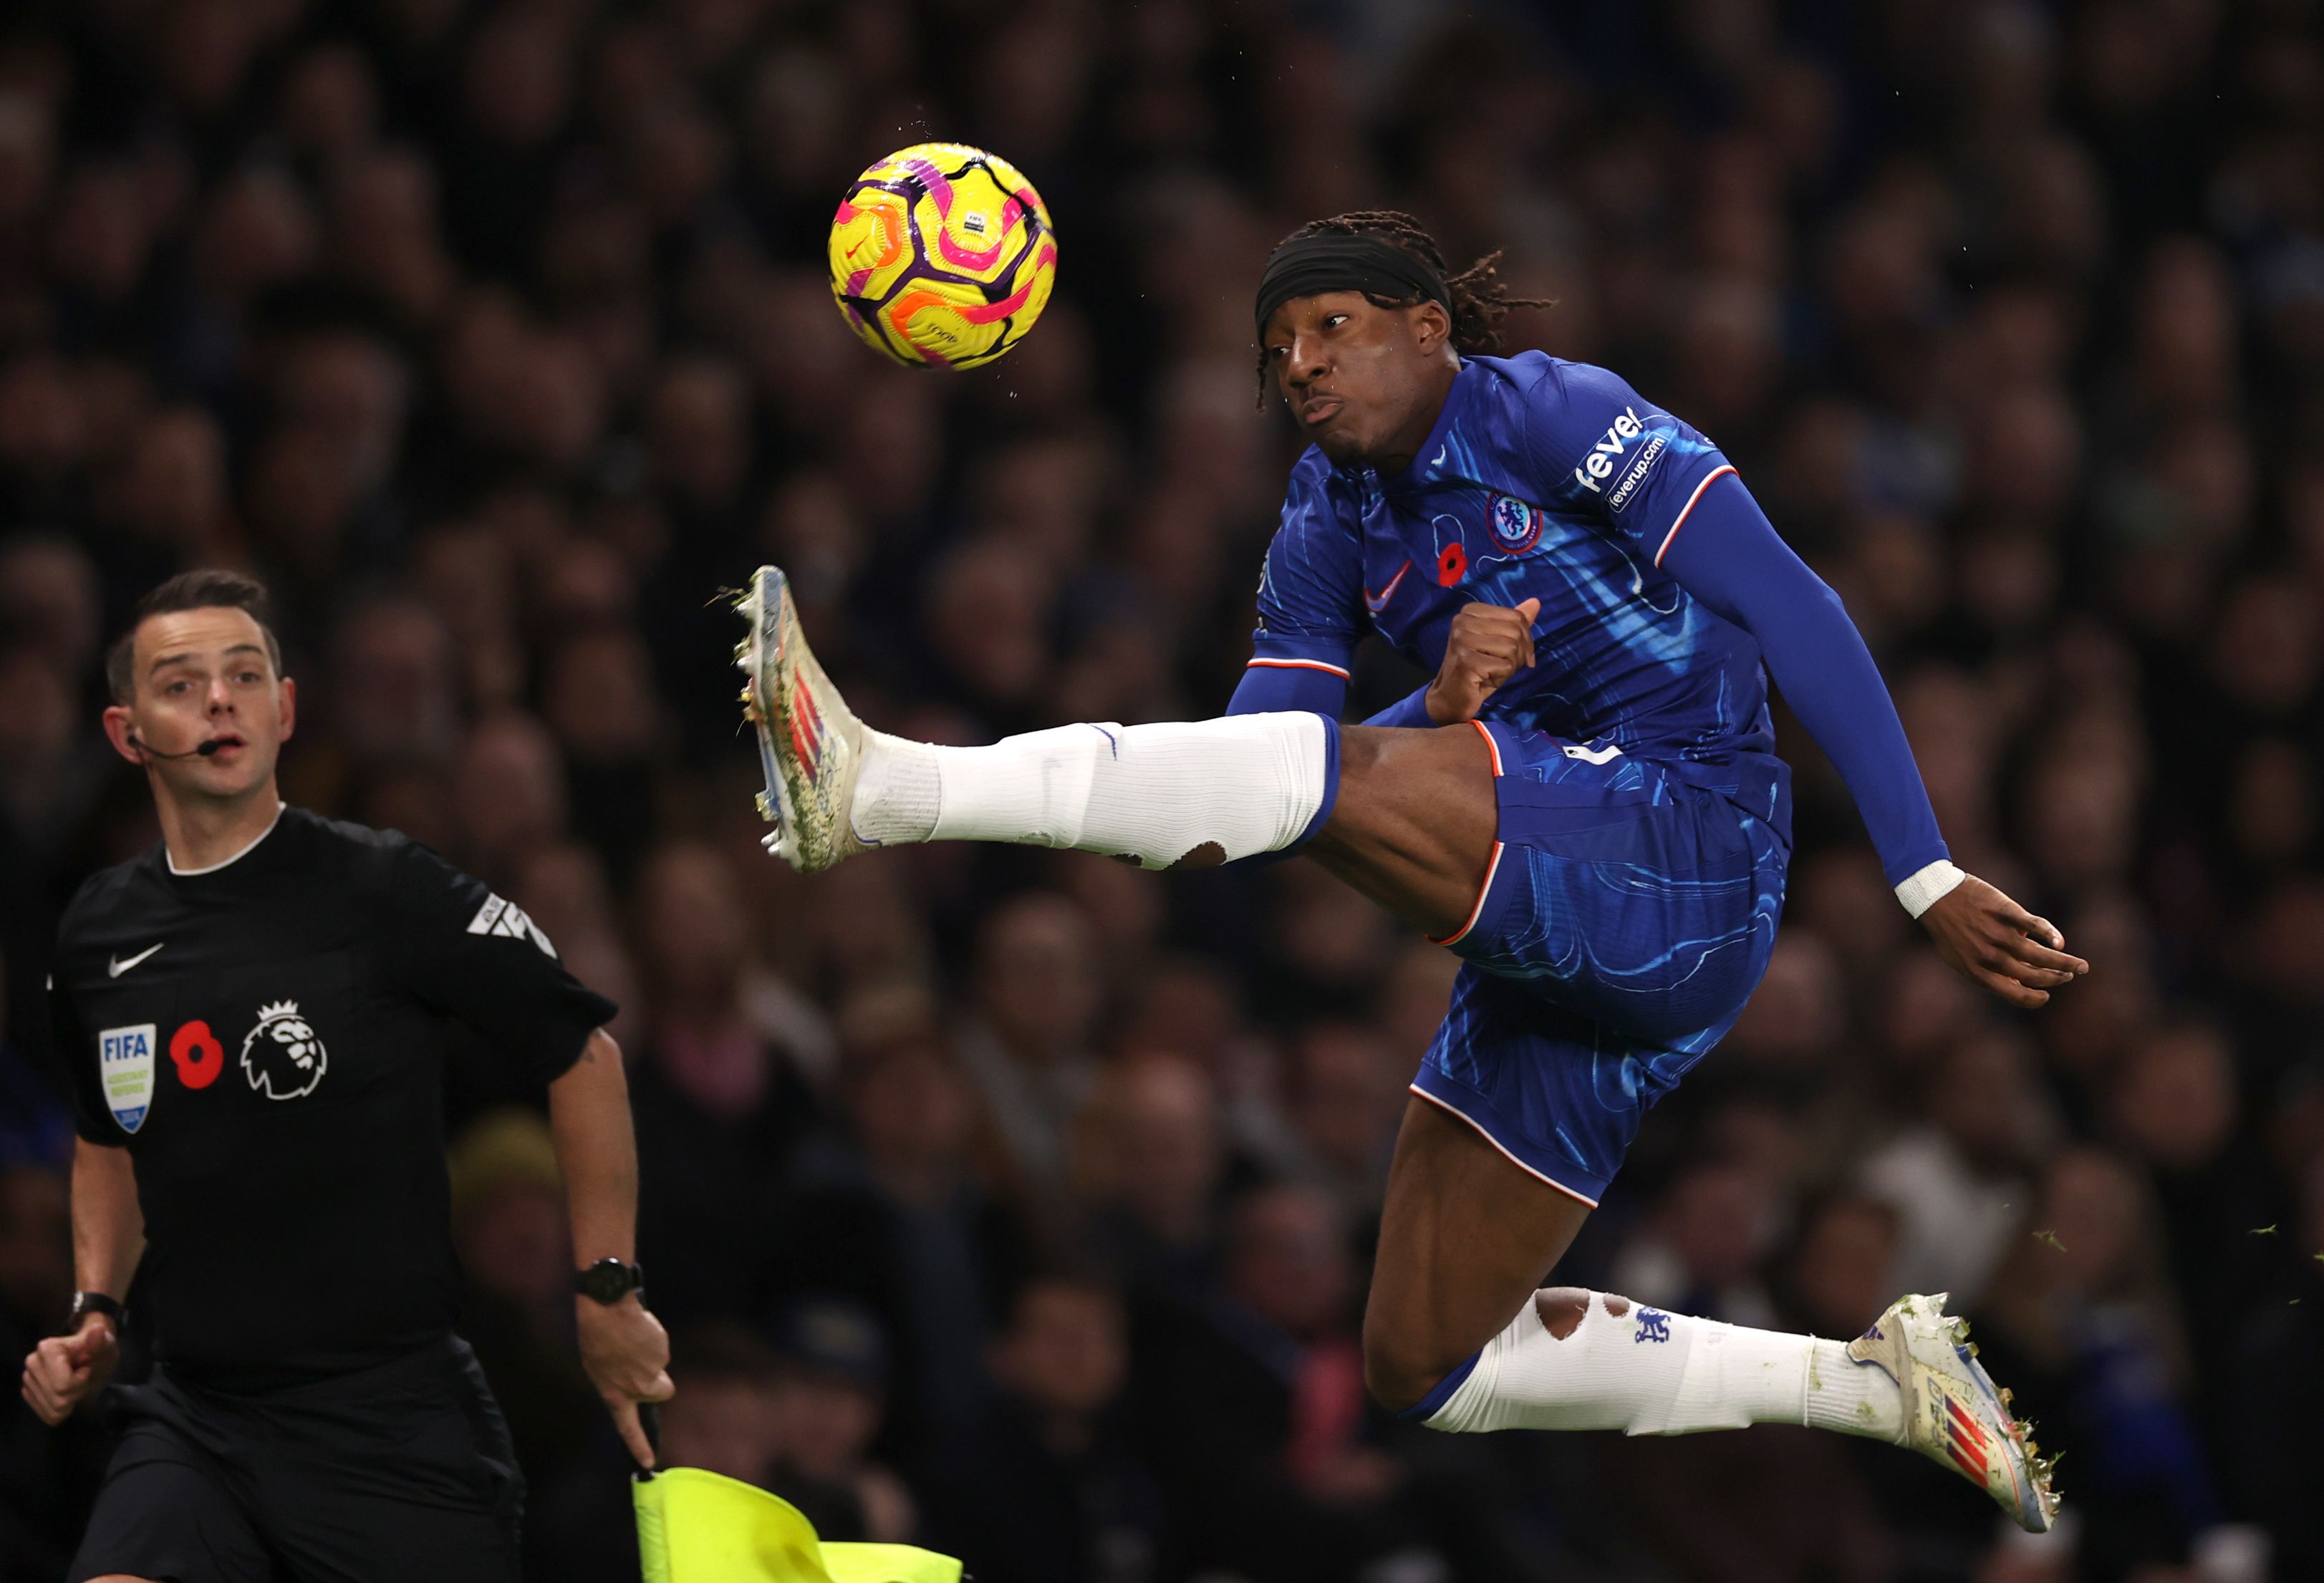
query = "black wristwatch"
(574, 1258, 645, 1305)
(67, 1291, 125, 1330)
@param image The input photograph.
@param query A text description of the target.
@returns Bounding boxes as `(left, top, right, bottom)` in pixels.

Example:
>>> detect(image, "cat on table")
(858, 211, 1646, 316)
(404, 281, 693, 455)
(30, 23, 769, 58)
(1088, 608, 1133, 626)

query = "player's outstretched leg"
(736, 566, 1498, 931)
(738, 564, 1333, 873)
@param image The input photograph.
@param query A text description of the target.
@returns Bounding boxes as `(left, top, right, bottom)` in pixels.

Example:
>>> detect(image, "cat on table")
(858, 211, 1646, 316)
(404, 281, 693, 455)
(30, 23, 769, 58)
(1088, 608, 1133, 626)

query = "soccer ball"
(828, 142, 1058, 369)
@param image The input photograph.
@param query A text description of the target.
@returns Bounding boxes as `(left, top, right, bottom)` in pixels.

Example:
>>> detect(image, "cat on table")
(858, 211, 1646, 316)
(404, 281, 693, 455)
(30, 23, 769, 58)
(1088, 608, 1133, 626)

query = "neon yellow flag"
(635, 1467, 964, 1583)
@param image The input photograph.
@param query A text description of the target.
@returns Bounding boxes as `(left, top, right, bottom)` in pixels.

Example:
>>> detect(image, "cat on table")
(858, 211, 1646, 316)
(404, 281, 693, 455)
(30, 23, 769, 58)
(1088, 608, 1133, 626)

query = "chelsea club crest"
(1488, 492, 1543, 554)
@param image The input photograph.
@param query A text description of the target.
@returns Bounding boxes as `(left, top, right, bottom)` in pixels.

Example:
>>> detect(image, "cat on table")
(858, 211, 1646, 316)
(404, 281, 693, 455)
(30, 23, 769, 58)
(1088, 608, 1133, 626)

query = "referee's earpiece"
(127, 733, 222, 761)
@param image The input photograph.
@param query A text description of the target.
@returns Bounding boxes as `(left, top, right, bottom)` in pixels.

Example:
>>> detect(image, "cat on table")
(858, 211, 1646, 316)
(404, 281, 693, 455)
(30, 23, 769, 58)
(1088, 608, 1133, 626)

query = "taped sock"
(852, 713, 1332, 868)
(1422, 1291, 1901, 1441)
(852, 732, 941, 845)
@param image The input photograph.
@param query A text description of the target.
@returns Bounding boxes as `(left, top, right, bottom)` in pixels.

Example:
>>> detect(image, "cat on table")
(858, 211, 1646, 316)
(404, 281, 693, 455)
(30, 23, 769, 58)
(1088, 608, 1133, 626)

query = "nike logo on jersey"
(108, 943, 165, 977)
(466, 893, 559, 957)
(1430, 444, 1447, 470)
(1364, 561, 1412, 613)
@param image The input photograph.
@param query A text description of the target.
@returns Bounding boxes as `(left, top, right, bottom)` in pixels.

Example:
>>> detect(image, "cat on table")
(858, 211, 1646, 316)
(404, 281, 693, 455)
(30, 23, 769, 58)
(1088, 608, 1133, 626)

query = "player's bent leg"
(1309, 722, 1500, 939)
(1362, 1093, 1593, 1413)
(1368, 1088, 2058, 1530)
(1371, 1106, 2061, 1532)
(1419, 1284, 1896, 1437)
(1424, 1286, 2058, 1529)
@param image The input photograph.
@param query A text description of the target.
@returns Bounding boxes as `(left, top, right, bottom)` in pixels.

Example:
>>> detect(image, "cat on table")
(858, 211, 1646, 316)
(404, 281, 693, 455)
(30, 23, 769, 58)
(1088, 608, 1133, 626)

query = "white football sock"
(850, 713, 1329, 870)
(1424, 1291, 1902, 1441)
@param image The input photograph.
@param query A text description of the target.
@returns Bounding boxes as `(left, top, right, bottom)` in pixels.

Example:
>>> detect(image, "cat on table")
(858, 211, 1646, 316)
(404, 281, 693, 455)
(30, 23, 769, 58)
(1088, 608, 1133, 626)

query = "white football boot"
(734, 566, 868, 873)
(1851, 1293, 2060, 1532)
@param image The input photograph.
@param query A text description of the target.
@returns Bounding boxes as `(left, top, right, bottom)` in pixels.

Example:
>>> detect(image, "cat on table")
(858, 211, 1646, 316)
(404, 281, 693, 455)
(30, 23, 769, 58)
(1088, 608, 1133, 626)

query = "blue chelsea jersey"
(1251, 352, 1785, 810)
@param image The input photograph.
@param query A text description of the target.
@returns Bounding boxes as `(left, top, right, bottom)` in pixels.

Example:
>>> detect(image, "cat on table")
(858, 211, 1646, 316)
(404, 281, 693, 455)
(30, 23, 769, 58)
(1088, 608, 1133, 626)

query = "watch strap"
(69, 1291, 125, 1330)
(574, 1258, 645, 1304)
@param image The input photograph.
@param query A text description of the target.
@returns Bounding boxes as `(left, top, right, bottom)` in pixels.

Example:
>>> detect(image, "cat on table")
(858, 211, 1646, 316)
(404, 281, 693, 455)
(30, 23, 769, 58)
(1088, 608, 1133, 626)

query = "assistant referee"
(21, 570, 673, 1582)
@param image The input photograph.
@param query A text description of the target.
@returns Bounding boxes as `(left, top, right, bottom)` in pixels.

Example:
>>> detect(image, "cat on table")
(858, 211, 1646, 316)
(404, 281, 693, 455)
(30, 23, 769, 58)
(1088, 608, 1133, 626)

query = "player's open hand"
(578, 1294, 675, 1469)
(21, 1313, 119, 1425)
(1426, 597, 1541, 724)
(1919, 873, 2089, 1009)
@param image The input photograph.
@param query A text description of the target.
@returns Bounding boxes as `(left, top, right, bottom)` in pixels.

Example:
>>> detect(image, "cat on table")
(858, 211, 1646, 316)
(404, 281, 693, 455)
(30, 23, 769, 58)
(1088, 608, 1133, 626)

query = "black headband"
(1254, 233, 1451, 339)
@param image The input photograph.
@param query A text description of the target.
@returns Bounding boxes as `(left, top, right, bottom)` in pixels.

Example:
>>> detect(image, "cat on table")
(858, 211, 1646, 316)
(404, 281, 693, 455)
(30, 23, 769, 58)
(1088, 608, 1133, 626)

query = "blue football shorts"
(1409, 720, 1789, 1206)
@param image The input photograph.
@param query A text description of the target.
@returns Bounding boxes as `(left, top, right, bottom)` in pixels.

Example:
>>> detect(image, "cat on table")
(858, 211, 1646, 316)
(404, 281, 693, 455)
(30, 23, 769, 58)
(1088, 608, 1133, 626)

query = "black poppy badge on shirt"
(241, 999, 329, 1100)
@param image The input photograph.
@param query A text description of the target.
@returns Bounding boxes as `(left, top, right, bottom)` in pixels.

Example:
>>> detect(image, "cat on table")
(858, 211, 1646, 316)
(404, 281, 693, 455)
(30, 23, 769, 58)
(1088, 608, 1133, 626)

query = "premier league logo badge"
(1488, 492, 1543, 555)
(241, 999, 329, 1100)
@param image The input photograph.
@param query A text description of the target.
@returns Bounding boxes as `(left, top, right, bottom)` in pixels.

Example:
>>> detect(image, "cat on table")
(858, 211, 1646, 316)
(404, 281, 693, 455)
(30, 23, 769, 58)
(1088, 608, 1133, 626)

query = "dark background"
(1, 1, 2321, 1580)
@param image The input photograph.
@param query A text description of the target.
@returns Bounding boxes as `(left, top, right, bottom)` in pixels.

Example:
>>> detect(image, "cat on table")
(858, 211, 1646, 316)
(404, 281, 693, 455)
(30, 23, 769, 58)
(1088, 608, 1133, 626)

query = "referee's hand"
(21, 1313, 119, 1425)
(579, 1295, 674, 1469)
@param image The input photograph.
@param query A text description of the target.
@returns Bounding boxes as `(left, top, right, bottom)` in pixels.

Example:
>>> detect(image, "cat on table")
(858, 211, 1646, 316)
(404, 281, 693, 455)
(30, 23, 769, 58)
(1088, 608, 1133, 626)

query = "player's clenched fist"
(21, 1314, 119, 1425)
(1426, 597, 1541, 724)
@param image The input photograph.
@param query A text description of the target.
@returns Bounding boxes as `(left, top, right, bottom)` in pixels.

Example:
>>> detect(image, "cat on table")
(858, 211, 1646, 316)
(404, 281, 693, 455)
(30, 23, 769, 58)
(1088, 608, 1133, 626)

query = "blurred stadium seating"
(1, 1, 2321, 1579)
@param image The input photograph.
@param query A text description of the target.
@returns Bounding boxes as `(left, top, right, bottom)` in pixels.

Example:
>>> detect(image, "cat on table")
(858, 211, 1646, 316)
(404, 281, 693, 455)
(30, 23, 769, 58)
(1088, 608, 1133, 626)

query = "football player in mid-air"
(739, 210, 2079, 1529)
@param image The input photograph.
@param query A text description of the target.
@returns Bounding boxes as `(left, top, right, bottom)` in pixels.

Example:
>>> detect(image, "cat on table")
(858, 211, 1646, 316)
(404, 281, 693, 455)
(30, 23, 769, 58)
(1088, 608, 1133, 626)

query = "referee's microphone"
(129, 735, 223, 760)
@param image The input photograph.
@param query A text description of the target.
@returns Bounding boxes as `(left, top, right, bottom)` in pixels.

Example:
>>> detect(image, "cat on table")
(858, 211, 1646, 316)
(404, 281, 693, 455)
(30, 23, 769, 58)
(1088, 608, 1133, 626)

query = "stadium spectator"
(530, 1320, 783, 1583)
(1976, 1149, 2222, 1579)
(627, 839, 827, 1327)
(448, 1108, 607, 1502)
(1, 3, 2318, 1579)
(0, 1164, 90, 1579)
(919, 1273, 1172, 1583)
(763, 1297, 915, 1544)
(2219, 1153, 2324, 1580)
(781, 1033, 1025, 1452)
(1138, 1181, 1427, 1583)
(1282, 1022, 1405, 1222)
(955, 891, 1105, 1220)
(1071, 1051, 1228, 1299)
(1860, 1030, 2056, 1307)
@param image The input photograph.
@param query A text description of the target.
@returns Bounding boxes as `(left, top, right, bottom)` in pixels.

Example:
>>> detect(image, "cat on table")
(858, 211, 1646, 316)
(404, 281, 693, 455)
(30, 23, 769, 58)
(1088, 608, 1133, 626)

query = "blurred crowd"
(1, 0, 2322, 1580)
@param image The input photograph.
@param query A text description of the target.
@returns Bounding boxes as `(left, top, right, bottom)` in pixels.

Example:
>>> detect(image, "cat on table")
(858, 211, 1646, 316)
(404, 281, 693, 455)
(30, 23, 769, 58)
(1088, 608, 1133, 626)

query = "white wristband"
(1894, 859, 1966, 919)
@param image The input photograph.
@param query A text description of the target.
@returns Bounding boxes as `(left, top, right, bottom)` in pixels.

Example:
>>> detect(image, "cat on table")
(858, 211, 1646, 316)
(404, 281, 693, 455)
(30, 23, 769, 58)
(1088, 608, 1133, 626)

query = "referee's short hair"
(106, 568, 285, 702)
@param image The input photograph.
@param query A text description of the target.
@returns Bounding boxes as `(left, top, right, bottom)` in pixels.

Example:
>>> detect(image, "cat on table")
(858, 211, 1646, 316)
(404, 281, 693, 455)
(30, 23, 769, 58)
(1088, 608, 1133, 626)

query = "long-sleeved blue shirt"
(1225, 352, 1947, 885)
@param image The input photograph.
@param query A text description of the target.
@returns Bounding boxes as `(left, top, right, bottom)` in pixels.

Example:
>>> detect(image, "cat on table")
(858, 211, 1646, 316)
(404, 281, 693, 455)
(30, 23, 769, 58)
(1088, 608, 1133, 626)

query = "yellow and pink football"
(827, 142, 1057, 369)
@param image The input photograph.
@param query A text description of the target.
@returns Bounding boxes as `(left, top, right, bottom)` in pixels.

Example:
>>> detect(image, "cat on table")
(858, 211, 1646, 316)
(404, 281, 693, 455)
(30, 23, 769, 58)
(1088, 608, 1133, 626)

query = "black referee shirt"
(49, 806, 617, 1390)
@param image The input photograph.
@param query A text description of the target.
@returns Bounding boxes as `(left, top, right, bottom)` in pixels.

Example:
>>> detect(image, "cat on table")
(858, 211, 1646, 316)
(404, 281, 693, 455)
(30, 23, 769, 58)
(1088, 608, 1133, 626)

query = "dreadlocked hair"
(1254, 209, 1554, 405)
